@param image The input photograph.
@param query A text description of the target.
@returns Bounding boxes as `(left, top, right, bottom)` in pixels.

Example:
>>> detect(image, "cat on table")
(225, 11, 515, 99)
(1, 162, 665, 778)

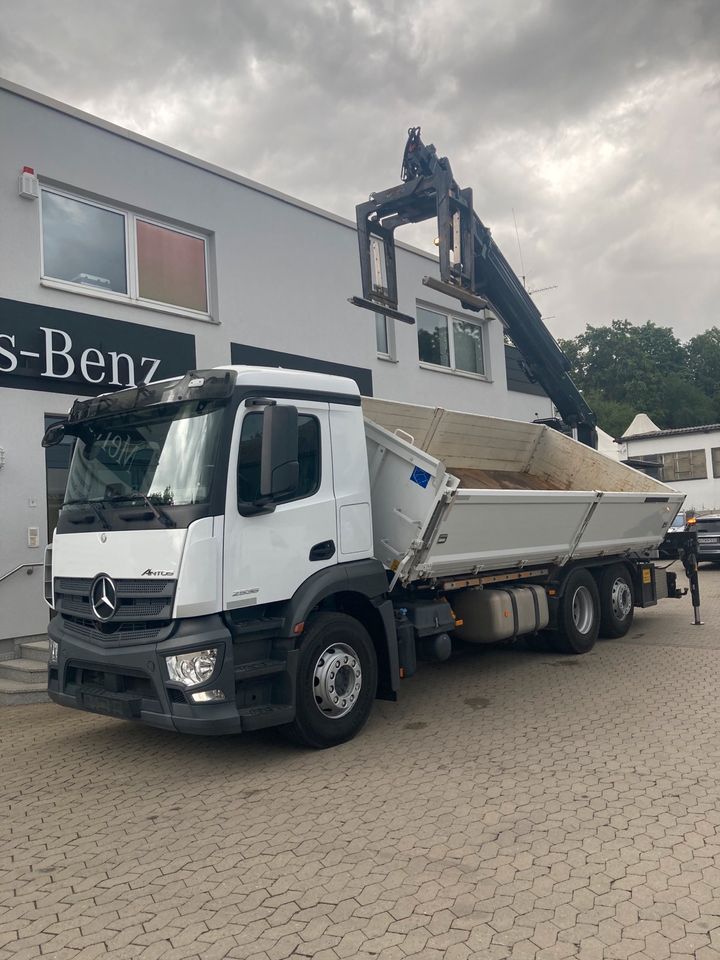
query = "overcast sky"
(1, 0, 718, 340)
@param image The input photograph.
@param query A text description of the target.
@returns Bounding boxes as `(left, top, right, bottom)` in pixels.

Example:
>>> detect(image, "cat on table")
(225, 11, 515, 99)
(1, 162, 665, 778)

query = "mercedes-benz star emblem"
(91, 575, 117, 622)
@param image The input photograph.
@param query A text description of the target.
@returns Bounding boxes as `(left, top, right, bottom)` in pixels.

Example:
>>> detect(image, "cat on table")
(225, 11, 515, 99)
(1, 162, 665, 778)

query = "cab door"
(223, 399, 337, 610)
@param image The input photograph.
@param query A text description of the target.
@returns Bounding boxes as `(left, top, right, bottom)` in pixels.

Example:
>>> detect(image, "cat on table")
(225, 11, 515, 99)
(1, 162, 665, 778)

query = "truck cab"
(45, 366, 399, 748)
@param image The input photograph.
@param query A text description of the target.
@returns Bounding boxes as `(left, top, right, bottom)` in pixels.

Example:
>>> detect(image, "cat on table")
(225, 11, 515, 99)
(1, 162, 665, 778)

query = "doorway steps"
(0, 637, 49, 705)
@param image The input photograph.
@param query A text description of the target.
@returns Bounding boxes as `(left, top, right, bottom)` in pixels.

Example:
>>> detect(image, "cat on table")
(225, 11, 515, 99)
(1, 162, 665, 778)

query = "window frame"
(375, 312, 397, 362)
(39, 186, 212, 322)
(711, 447, 720, 479)
(236, 411, 322, 512)
(416, 301, 490, 380)
(654, 448, 708, 482)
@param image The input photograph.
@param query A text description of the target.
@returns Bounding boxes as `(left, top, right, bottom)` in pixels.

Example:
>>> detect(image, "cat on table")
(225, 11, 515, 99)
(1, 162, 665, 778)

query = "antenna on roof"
(512, 208, 526, 288)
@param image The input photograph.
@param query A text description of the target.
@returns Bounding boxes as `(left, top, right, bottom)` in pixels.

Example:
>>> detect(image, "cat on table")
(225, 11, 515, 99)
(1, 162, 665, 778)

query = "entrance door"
(223, 399, 337, 610)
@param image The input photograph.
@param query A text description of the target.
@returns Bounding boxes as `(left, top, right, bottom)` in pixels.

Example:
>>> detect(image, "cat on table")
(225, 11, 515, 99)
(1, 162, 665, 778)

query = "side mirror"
(42, 422, 65, 448)
(260, 405, 299, 500)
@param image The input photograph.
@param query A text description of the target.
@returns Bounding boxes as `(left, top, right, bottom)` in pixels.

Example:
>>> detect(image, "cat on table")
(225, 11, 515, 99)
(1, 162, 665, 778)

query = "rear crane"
(351, 126, 598, 448)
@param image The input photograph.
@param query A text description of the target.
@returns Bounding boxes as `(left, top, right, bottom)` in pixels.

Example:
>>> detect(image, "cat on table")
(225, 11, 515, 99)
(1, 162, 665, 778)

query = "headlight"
(49, 639, 59, 664)
(166, 648, 218, 687)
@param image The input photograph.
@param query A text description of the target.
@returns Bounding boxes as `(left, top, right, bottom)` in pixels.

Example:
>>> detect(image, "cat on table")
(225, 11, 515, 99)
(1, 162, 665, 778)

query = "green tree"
(559, 320, 717, 436)
(686, 328, 720, 416)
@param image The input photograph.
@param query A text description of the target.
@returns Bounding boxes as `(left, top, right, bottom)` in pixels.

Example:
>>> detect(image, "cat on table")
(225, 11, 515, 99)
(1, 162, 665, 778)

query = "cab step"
(234, 659, 286, 681)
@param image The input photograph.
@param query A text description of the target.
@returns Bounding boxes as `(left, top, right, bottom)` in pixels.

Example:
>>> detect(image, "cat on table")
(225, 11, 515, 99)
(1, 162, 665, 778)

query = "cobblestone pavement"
(3, 567, 720, 960)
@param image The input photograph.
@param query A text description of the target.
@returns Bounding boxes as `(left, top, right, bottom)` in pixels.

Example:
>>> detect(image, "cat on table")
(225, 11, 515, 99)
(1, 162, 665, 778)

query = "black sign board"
(0, 298, 196, 396)
(231, 342, 373, 396)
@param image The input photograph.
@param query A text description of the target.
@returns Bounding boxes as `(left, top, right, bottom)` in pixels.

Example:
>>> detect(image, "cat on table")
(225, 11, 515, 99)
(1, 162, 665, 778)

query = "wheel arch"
(284, 561, 399, 701)
(323, 590, 397, 701)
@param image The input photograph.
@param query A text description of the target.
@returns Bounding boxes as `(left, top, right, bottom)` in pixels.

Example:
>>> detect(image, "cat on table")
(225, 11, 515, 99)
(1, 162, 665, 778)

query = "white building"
(621, 417, 720, 513)
(0, 78, 555, 647)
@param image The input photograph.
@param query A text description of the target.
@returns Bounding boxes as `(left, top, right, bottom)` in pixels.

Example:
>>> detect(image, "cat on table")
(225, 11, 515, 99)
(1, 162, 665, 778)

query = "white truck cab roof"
(214, 364, 361, 399)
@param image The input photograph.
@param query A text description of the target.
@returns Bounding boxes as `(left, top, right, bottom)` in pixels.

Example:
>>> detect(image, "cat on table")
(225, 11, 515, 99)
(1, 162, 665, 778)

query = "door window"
(237, 412, 321, 507)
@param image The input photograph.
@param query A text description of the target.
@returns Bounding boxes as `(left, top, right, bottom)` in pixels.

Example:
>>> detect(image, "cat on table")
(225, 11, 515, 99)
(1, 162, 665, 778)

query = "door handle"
(309, 540, 336, 561)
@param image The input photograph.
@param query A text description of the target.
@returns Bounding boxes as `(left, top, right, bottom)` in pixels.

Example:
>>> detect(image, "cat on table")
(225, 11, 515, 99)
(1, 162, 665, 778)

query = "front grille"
(62, 615, 171, 646)
(55, 577, 174, 598)
(55, 576, 177, 646)
(60, 596, 169, 619)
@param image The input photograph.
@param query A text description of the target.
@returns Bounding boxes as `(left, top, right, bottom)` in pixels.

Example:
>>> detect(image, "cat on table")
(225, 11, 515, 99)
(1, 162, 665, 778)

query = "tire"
(280, 612, 378, 749)
(553, 568, 599, 654)
(598, 563, 634, 638)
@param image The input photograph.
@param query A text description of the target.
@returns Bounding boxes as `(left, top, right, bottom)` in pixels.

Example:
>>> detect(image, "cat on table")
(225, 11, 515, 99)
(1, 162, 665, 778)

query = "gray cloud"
(1, 0, 718, 339)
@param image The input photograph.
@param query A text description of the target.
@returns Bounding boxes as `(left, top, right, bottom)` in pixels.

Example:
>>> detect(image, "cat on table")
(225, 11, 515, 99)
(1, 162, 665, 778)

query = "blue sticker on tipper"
(410, 466, 431, 488)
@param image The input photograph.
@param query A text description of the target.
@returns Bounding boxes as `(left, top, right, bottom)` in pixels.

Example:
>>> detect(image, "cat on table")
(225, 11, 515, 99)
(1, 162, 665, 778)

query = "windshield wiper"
(105, 493, 176, 528)
(62, 498, 111, 530)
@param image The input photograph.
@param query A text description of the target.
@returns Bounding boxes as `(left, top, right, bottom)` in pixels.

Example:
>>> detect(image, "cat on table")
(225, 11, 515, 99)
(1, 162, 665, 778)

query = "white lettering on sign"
(0, 325, 161, 389)
(80, 347, 106, 384)
(41, 327, 74, 379)
(141, 357, 161, 383)
(109, 351, 135, 387)
(0, 334, 18, 372)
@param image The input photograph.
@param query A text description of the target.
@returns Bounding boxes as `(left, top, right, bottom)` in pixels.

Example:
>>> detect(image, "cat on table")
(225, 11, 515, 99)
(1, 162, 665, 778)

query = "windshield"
(64, 400, 225, 508)
(669, 512, 686, 531)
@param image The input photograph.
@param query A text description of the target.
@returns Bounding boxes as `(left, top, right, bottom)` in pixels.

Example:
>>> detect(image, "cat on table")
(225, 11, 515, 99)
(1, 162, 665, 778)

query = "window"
(374, 312, 397, 361)
(136, 220, 207, 312)
(375, 313, 389, 355)
(237, 413, 320, 506)
(711, 448, 720, 478)
(42, 192, 127, 293)
(653, 449, 707, 482)
(41, 188, 209, 316)
(417, 305, 486, 376)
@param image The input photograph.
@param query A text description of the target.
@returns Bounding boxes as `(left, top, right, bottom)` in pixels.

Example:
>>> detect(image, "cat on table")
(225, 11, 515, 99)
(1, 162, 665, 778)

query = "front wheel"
(553, 568, 599, 654)
(280, 612, 378, 749)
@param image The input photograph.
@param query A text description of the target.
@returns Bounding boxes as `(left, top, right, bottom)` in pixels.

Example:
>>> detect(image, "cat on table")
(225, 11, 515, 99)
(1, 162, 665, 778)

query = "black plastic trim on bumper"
(49, 612, 294, 735)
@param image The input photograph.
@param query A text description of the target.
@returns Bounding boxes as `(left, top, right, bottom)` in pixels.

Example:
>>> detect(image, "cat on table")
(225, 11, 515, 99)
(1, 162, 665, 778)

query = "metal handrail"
(0, 563, 43, 584)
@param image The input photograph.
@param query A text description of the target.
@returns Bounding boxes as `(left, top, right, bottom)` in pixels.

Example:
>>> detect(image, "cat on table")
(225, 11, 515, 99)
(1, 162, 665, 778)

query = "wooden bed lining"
(448, 466, 569, 491)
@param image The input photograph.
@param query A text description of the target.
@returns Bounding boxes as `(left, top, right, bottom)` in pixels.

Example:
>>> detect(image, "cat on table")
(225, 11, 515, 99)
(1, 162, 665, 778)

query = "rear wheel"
(280, 612, 377, 749)
(553, 568, 599, 654)
(598, 563, 634, 638)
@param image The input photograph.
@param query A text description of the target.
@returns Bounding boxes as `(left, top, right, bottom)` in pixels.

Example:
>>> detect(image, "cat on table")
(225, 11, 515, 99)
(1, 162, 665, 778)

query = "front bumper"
(47, 614, 295, 735)
(697, 540, 720, 562)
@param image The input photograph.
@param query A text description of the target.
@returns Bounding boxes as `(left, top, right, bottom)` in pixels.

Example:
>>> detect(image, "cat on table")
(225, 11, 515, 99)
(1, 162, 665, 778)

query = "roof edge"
(0, 76, 437, 263)
(622, 423, 720, 442)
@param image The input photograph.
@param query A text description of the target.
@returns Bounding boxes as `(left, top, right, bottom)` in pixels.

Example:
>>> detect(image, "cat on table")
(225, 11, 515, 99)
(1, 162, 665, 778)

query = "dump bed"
(363, 398, 684, 585)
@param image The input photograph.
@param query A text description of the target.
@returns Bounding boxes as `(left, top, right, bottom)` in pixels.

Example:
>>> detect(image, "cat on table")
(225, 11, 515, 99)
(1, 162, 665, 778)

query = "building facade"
(0, 79, 553, 644)
(621, 425, 720, 514)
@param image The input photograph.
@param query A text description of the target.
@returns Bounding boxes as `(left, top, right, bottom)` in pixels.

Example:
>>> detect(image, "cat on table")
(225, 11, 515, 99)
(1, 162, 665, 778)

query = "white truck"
(42, 365, 693, 748)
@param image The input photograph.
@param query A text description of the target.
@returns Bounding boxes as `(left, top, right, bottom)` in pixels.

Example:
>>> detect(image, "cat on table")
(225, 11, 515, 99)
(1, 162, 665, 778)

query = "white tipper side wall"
(0, 79, 554, 642)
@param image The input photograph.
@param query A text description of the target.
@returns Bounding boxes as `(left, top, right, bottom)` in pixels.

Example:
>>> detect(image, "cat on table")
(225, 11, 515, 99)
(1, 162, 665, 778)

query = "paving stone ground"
(2, 565, 720, 960)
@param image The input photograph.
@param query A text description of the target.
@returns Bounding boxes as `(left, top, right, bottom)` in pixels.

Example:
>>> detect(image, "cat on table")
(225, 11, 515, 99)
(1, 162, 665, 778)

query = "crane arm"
(351, 128, 597, 447)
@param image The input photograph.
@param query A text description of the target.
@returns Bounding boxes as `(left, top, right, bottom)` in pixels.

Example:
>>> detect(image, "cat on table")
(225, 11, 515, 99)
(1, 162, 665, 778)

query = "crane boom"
(351, 128, 597, 448)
